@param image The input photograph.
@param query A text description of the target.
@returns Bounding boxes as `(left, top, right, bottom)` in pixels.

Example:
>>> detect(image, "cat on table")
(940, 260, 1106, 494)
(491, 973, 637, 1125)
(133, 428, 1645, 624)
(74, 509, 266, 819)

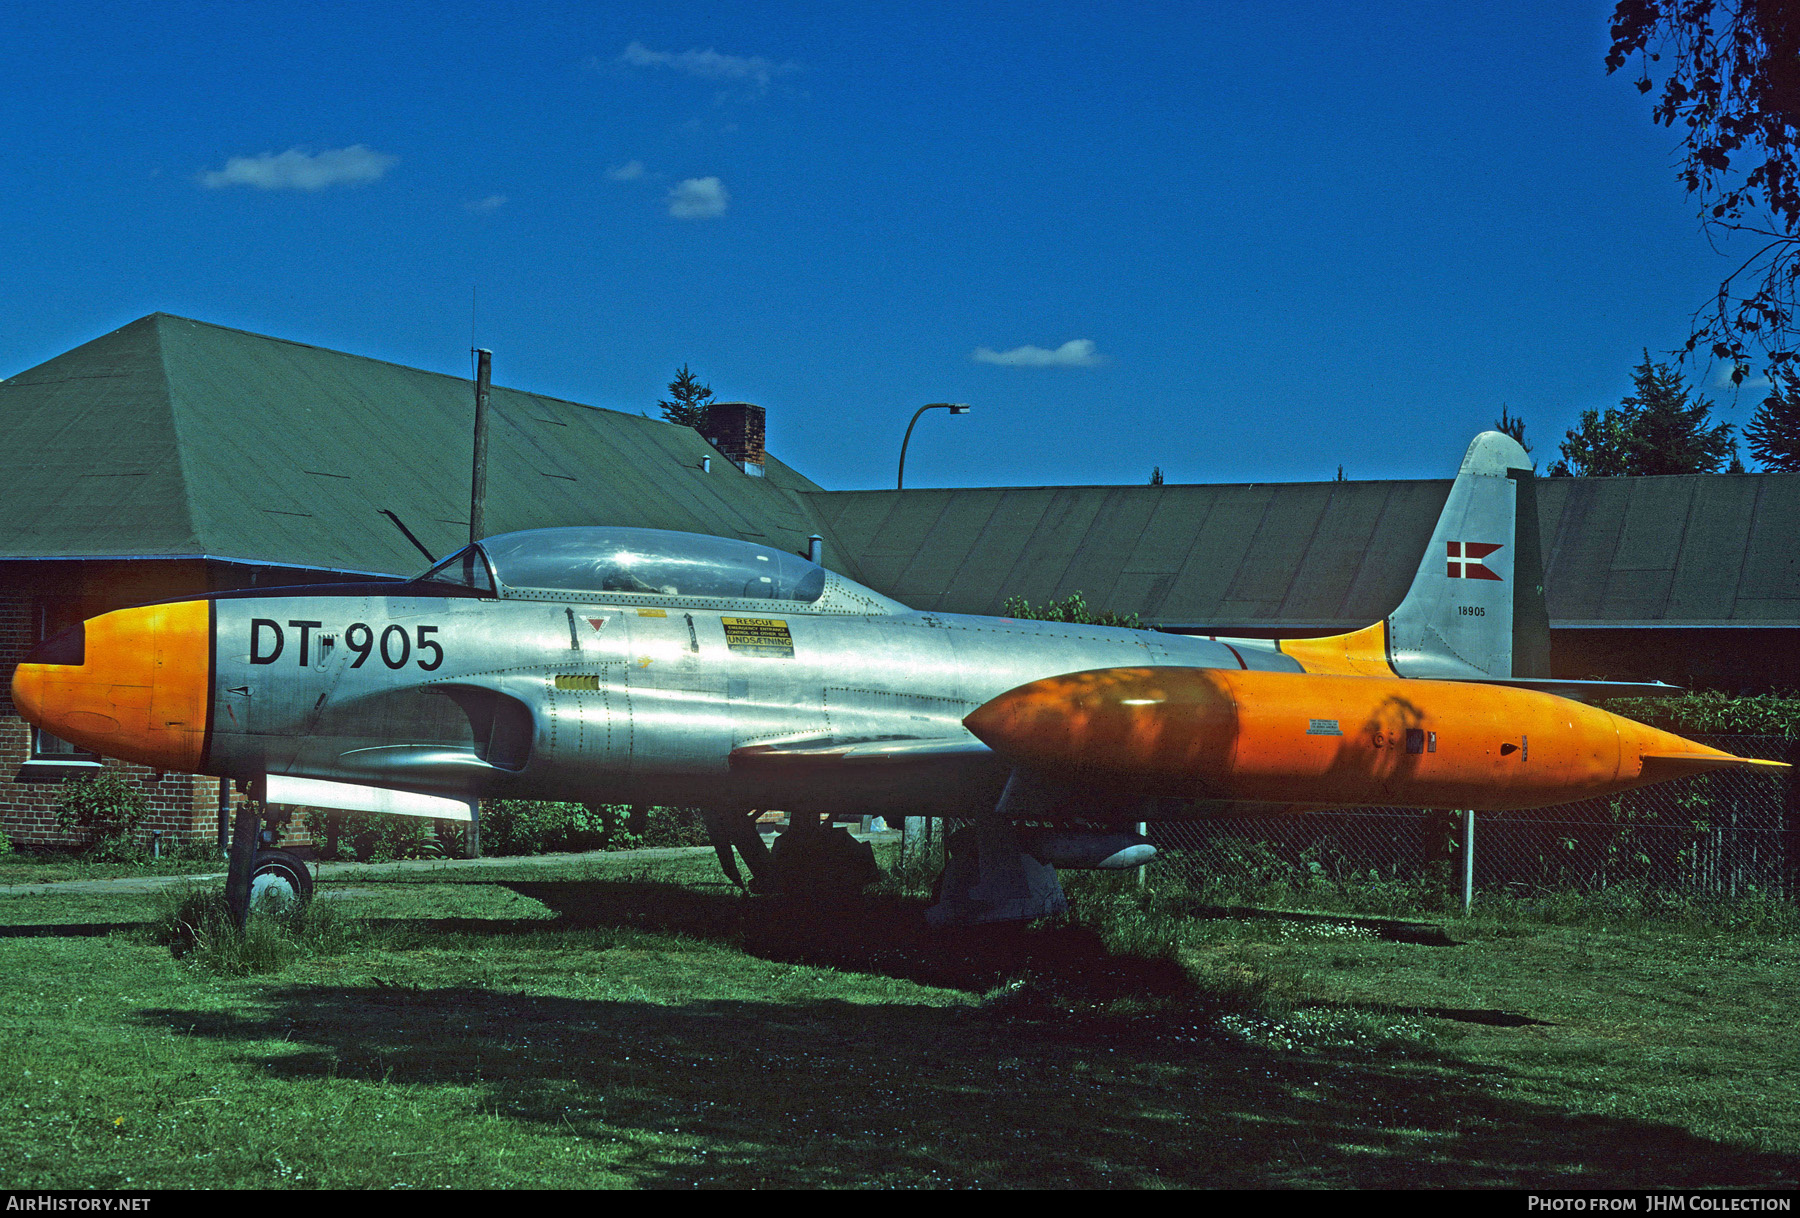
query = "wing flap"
(729, 736, 992, 771)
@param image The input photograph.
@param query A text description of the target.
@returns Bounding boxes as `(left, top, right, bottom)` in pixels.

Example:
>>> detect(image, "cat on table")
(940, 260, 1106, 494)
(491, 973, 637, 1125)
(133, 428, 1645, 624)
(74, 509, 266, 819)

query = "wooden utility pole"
(466, 348, 492, 860)
(470, 348, 492, 545)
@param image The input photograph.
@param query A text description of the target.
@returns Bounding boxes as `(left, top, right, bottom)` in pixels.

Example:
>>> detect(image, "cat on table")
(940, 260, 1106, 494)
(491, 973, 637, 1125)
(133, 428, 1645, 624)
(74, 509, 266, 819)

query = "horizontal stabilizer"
(1639, 753, 1790, 778)
(730, 736, 991, 770)
(262, 774, 475, 821)
(1449, 677, 1684, 702)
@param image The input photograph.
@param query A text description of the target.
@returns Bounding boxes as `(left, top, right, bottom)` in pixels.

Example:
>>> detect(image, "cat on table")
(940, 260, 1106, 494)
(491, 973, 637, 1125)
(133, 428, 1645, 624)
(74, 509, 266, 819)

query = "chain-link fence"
(1147, 735, 1797, 907)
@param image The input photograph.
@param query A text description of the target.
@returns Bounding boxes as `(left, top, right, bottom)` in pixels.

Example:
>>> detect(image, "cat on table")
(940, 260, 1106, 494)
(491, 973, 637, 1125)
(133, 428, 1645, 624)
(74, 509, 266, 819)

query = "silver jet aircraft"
(12, 432, 1779, 923)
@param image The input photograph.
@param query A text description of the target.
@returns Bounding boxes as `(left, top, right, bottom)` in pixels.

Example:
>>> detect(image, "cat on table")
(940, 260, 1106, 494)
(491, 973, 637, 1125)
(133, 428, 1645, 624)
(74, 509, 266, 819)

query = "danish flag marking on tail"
(1447, 541, 1503, 581)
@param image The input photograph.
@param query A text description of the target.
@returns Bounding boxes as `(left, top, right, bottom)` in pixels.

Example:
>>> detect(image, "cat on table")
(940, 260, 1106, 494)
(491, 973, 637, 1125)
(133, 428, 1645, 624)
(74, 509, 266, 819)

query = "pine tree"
(1494, 406, 1531, 453)
(1745, 371, 1800, 471)
(1549, 352, 1734, 476)
(1547, 406, 1636, 476)
(658, 364, 714, 428)
(1623, 354, 1734, 475)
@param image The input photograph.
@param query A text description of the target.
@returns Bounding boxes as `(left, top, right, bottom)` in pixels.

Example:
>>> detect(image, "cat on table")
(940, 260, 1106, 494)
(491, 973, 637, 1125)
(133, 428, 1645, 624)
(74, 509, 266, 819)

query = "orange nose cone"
(10, 600, 211, 772)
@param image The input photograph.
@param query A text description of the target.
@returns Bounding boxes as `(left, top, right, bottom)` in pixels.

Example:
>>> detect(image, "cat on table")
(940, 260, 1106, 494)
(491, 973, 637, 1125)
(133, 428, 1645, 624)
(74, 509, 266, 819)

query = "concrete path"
(0, 844, 722, 898)
(0, 832, 901, 898)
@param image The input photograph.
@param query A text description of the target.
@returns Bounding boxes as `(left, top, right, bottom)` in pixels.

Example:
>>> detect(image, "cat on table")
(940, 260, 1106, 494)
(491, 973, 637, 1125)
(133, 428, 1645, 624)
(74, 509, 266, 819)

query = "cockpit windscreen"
(473, 527, 827, 603)
(414, 545, 496, 594)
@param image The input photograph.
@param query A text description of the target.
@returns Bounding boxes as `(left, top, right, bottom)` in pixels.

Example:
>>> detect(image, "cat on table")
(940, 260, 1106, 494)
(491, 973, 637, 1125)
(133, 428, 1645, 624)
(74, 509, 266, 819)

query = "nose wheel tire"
(249, 849, 314, 911)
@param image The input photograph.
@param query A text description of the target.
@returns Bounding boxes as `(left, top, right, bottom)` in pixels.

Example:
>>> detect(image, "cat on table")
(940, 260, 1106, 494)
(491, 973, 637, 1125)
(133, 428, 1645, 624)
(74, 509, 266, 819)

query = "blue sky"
(0, 1, 1758, 489)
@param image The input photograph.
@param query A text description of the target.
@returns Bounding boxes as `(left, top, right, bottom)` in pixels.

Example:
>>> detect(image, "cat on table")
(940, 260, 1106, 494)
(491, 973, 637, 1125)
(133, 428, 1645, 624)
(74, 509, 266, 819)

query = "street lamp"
(896, 402, 970, 490)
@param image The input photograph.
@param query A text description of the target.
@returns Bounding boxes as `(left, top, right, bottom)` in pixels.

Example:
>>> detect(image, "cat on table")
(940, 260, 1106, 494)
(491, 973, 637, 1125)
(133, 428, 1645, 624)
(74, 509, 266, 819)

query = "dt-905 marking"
(250, 618, 444, 670)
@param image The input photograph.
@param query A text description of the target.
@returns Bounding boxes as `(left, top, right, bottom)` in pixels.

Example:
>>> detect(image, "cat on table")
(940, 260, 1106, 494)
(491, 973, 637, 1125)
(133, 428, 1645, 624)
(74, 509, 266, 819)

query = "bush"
(299, 809, 445, 862)
(297, 802, 714, 861)
(54, 772, 149, 861)
(1000, 591, 1148, 630)
(481, 800, 609, 855)
(638, 806, 711, 848)
(1602, 690, 1800, 734)
(480, 802, 709, 856)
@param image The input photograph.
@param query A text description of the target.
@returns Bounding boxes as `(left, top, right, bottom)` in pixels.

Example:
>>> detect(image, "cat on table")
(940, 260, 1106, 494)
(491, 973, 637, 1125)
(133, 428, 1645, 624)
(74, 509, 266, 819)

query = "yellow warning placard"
(721, 617, 794, 659)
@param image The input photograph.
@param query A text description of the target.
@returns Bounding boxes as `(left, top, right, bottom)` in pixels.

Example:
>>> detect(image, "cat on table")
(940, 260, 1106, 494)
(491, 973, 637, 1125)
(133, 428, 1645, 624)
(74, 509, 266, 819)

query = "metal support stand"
(901, 817, 931, 866)
(1463, 808, 1476, 915)
(926, 773, 1069, 926)
(766, 810, 877, 894)
(216, 779, 232, 855)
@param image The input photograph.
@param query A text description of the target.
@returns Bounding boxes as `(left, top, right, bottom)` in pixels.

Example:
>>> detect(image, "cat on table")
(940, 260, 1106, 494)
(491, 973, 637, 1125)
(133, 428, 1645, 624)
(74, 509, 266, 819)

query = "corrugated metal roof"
(1533, 473, 1800, 626)
(7, 315, 1795, 629)
(0, 315, 869, 582)
(805, 473, 1800, 628)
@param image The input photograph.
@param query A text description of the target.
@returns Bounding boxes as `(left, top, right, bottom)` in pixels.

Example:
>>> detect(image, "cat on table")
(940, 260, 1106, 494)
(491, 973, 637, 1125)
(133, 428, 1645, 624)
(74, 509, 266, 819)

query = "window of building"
(30, 602, 99, 764)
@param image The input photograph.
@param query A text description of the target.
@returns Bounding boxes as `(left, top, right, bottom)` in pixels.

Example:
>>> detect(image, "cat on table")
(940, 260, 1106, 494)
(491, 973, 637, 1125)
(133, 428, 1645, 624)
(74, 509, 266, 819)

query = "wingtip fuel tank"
(962, 666, 1785, 812)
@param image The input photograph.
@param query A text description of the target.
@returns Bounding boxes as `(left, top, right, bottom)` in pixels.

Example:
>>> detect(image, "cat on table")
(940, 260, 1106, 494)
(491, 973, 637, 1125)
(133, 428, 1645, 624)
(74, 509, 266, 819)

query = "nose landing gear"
(225, 798, 315, 927)
(249, 848, 314, 911)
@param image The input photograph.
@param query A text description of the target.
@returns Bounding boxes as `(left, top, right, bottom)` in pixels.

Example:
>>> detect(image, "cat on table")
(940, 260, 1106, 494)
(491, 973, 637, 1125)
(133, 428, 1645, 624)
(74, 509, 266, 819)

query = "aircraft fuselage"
(203, 590, 1298, 813)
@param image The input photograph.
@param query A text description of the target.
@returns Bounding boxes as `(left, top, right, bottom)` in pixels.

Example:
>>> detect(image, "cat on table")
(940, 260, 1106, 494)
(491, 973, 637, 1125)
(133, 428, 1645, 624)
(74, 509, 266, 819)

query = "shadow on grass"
(1182, 904, 1459, 946)
(1302, 999, 1556, 1028)
(134, 982, 1800, 1189)
(0, 921, 147, 938)
(489, 879, 1196, 1008)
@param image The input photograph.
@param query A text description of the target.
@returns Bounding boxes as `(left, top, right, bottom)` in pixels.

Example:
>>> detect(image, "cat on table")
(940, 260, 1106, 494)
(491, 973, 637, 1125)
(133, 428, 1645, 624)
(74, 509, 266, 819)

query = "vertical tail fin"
(1387, 431, 1547, 679)
(1279, 431, 1549, 680)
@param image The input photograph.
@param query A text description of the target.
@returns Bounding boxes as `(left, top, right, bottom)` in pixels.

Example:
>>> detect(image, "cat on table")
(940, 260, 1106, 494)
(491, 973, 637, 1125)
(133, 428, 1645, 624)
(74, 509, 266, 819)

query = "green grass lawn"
(0, 853, 1794, 1189)
(0, 850, 227, 887)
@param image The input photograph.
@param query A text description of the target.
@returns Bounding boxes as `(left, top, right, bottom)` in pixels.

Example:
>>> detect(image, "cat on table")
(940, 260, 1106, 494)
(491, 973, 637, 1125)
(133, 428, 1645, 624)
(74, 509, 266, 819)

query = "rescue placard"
(721, 617, 794, 658)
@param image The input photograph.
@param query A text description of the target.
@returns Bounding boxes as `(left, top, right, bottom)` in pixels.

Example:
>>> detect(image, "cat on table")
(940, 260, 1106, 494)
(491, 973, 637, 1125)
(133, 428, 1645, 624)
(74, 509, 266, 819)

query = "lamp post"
(896, 402, 970, 490)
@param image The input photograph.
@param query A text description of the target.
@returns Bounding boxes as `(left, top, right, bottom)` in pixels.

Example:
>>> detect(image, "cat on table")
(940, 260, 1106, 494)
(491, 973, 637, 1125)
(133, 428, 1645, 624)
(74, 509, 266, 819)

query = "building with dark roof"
(810, 473, 1800, 689)
(4, 313, 1796, 846)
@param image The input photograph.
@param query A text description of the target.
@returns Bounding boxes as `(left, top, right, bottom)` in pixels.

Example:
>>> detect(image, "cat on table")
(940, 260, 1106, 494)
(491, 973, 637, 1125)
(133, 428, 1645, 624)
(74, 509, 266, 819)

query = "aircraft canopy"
(418, 527, 827, 603)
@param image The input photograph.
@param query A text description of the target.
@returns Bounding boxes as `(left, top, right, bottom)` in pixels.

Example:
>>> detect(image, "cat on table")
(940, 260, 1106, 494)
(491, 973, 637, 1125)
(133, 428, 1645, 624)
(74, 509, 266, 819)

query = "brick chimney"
(704, 402, 766, 477)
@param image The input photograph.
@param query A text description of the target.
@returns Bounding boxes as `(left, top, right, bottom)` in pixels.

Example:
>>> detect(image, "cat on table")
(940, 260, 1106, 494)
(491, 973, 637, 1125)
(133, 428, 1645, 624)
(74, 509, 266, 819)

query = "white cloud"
(200, 145, 397, 191)
(667, 176, 729, 219)
(1715, 363, 1770, 390)
(606, 159, 647, 181)
(465, 194, 508, 213)
(971, 339, 1103, 368)
(617, 40, 795, 89)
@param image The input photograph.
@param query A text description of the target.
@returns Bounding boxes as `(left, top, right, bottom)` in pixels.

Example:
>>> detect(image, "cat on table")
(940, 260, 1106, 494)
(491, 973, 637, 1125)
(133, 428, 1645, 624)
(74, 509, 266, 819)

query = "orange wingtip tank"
(10, 600, 212, 773)
(962, 666, 1785, 812)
